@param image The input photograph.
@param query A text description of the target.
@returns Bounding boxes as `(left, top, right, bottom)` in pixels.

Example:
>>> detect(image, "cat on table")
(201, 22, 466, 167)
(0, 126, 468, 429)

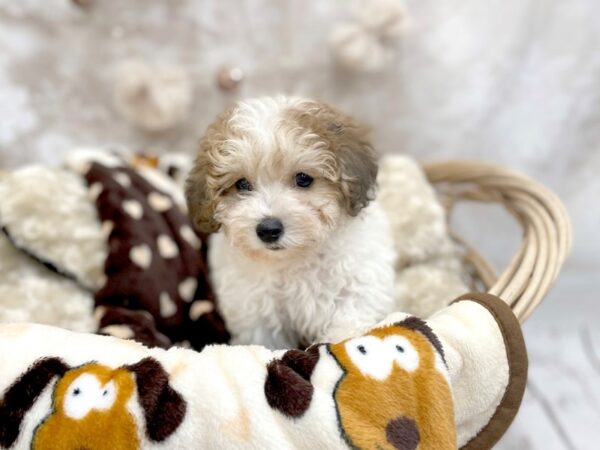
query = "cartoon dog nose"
(256, 217, 284, 243)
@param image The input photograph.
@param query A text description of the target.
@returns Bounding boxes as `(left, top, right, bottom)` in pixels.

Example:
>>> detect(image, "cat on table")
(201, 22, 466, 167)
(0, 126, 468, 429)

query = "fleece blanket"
(0, 293, 526, 450)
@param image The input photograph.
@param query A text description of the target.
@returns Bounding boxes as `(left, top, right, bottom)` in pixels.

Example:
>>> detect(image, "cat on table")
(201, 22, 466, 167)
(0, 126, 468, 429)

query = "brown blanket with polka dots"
(85, 162, 229, 350)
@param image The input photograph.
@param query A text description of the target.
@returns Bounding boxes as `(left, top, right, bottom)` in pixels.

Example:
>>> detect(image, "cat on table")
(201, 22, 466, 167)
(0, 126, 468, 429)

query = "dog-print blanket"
(0, 293, 527, 449)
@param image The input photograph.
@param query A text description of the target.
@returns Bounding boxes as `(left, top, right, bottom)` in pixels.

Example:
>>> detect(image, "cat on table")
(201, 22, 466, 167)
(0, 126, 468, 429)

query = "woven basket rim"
(423, 160, 572, 322)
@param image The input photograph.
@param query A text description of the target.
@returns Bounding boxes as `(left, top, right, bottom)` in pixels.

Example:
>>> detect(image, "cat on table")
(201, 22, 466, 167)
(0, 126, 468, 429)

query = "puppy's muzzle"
(256, 217, 284, 244)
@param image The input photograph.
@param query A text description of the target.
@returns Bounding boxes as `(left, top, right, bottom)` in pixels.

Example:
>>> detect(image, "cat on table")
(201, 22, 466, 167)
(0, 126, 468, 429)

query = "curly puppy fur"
(186, 97, 396, 349)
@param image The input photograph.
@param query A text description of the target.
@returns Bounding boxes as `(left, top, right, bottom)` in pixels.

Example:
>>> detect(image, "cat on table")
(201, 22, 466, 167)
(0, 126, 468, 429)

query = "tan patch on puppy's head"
(285, 102, 378, 216)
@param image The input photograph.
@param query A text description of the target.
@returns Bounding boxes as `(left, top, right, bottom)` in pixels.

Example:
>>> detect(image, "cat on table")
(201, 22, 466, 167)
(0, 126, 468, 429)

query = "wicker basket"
(423, 160, 572, 322)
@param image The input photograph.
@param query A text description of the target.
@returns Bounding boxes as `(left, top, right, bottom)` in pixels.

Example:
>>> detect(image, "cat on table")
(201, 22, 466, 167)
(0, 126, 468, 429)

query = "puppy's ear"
(331, 118, 378, 216)
(185, 143, 219, 234)
(186, 107, 237, 234)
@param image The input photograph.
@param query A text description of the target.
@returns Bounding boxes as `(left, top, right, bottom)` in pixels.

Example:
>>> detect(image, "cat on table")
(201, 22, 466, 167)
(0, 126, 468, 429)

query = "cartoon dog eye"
(384, 335, 419, 372)
(345, 336, 392, 380)
(96, 380, 117, 410)
(64, 374, 116, 420)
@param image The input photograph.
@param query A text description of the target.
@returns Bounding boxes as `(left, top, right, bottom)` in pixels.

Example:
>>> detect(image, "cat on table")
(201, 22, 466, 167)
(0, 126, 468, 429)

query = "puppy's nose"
(256, 217, 284, 243)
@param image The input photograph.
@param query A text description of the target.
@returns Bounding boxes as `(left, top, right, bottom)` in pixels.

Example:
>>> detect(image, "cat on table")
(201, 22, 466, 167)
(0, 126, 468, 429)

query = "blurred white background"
(0, 1, 598, 448)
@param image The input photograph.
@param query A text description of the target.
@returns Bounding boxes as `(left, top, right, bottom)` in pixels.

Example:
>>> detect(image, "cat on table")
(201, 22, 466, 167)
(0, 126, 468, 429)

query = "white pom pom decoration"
(330, 0, 408, 73)
(113, 59, 193, 133)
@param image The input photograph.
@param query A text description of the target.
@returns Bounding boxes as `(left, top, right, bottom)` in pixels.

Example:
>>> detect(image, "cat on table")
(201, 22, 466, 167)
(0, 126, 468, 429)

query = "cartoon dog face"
(0, 357, 186, 450)
(264, 317, 456, 450)
(33, 363, 138, 450)
(56, 365, 132, 420)
(328, 318, 456, 450)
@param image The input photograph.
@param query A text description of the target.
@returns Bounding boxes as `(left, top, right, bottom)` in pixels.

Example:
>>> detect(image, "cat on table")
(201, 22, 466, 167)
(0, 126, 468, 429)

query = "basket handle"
(423, 160, 572, 322)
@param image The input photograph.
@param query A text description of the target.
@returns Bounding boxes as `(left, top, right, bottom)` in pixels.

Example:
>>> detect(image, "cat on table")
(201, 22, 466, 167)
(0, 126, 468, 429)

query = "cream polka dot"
(189, 300, 214, 321)
(94, 306, 107, 323)
(129, 244, 152, 269)
(148, 192, 173, 212)
(178, 277, 197, 302)
(180, 225, 202, 250)
(157, 235, 179, 258)
(97, 274, 108, 288)
(123, 199, 144, 219)
(159, 292, 177, 318)
(74, 161, 92, 175)
(88, 182, 103, 201)
(100, 325, 134, 340)
(114, 172, 132, 187)
(101, 221, 114, 238)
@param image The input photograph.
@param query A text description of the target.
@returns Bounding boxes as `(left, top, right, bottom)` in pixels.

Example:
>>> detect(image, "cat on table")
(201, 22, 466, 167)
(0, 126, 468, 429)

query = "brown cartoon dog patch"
(0, 357, 186, 449)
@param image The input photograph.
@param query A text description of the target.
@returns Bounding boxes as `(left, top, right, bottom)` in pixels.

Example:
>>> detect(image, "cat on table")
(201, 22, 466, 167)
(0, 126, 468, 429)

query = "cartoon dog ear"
(396, 316, 446, 365)
(264, 347, 321, 418)
(0, 358, 69, 448)
(125, 357, 187, 442)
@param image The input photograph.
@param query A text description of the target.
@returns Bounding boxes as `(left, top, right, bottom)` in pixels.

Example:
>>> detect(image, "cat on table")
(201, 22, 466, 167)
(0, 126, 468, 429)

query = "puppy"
(186, 96, 395, 349)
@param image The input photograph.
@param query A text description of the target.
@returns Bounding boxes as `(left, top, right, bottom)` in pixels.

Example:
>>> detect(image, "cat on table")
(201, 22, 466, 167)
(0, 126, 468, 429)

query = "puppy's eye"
(235, 178, 252, 192)
(295, 173, 313, 188)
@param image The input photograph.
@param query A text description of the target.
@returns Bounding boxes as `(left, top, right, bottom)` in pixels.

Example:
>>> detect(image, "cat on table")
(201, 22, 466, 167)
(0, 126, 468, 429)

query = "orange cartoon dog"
(328, 317, 455, 450)
(265, 316, 456, 450)
(33, 363, 139, 450)
(0, 357, 186, 450)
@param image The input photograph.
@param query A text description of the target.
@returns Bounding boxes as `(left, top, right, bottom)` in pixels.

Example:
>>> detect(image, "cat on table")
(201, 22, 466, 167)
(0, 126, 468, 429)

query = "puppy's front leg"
(318, 291, 396, 344)
(319, 323, 368, 344)
(319, 314, 378, 344)
(231, 326, 294, 350)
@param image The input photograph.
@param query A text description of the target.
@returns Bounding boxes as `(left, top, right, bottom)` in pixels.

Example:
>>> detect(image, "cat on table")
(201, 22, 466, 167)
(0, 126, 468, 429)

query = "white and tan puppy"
(186, 96, 395, 349)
